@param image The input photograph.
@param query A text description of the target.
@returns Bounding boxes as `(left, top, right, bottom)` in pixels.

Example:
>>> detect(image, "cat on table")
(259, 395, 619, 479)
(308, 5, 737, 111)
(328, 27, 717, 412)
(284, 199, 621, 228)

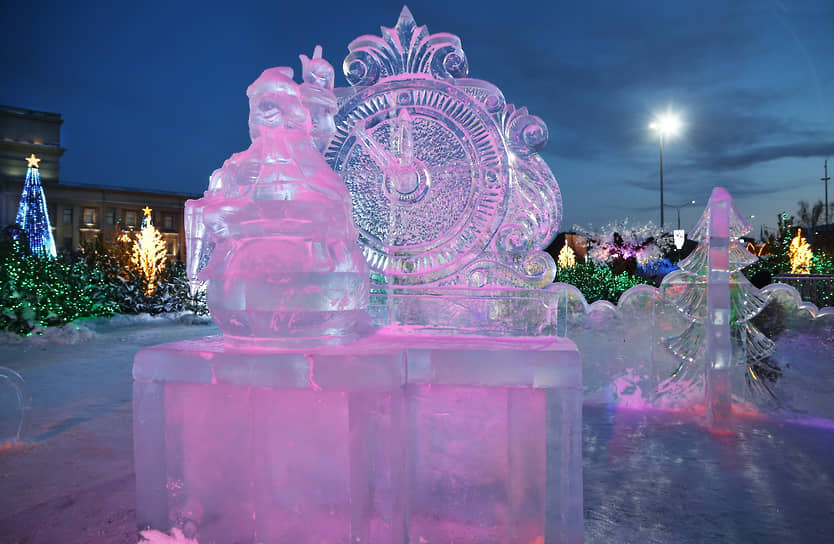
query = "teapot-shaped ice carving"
(185, 50, 370, 345)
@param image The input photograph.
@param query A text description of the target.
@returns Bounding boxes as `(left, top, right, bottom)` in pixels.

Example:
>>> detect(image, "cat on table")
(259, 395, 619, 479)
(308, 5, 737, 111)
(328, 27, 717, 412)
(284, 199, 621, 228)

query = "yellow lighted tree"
(131, 207, 168, 294)
(788, 228, 812, 274)
(558, 240, 576, 268)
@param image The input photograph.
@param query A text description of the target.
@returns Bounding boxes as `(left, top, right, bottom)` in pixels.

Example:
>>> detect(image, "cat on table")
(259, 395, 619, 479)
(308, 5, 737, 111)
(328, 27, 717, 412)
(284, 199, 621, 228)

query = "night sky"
(2, 0, 832, 234)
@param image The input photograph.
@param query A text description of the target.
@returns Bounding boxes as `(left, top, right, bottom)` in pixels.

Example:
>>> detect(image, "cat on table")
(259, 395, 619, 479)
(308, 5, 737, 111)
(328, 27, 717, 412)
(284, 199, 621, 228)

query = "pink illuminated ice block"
(133, 331, 583, 543)
(133, 335, 408, 543)
(396, 332, 583, 544)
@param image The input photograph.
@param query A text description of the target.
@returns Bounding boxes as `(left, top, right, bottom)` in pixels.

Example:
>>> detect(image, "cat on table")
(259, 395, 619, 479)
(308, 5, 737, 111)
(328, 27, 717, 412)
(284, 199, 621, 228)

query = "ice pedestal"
(134, 336, 407, 543)
(397, 334, 583, 544)
(133, 332, 582, 543)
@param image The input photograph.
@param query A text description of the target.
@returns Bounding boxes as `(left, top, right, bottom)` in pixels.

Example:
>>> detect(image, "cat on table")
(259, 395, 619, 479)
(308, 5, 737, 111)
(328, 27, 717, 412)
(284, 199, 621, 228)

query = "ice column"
(705, 188, 732, 430)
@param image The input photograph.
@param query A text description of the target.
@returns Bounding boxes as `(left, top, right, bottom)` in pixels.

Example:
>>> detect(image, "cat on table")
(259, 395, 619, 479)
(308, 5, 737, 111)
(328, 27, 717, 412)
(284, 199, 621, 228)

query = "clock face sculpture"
(325, 7, 562, 288)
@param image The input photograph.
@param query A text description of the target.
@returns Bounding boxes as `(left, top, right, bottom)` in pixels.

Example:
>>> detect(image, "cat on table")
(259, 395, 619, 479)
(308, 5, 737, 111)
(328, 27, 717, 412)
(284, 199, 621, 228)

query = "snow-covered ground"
(1, 316, 833, 543)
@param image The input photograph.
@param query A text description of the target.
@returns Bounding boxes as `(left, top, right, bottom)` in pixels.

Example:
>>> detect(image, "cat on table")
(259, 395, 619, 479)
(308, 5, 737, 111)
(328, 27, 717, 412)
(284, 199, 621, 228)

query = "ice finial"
(397, 5, 415, 26)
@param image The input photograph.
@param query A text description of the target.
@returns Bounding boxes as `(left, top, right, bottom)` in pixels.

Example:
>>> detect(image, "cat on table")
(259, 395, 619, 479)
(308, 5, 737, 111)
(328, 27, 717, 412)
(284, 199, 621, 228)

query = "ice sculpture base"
(133, 331, 582, 543)
(370, 286, 566, 337)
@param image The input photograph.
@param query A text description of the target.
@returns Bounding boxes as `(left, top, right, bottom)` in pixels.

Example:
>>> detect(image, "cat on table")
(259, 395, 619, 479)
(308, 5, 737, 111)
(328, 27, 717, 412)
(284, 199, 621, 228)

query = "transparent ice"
(324, 6, 564, 335)
(184, 54, 370, 345)
(137, 8, 582, 544)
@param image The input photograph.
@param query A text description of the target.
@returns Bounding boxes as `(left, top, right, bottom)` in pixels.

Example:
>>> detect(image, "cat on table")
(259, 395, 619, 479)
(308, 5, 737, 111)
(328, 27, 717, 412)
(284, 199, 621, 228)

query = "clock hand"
(392, 109, 414, 168)
(353, 122, 399, 173)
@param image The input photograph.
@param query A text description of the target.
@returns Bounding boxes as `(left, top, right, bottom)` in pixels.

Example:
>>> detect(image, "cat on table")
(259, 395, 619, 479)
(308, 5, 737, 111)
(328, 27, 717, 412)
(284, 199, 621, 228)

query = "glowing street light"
(650, 112, 682, 231)
(664, 199, 696, 229)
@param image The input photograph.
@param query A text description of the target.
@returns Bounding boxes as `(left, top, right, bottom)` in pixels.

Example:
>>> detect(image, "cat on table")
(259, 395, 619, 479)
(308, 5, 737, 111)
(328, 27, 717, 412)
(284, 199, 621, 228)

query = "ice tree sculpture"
(14, 154, 57, 257)
(323, 7, 563, 333)
(185, 51, 370, 344)
(661, 188, 774, 426)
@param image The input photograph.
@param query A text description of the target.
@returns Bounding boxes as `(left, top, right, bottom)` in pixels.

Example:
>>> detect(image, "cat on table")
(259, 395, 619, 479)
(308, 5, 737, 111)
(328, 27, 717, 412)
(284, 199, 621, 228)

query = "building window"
(163, 214, 174, 230)
(105, 208, 115, 225)
(62, 208, 73, 225)
(163, 234, 179, 256)
(82, 207, 97, 226)
(125, 210, 137, 227)
(81, 231, 99, 245)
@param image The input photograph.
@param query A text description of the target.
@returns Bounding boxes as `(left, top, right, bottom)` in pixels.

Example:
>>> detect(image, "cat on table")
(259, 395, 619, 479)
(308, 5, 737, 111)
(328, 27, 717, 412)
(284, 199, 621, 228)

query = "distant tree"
(795, 199, 834, 230)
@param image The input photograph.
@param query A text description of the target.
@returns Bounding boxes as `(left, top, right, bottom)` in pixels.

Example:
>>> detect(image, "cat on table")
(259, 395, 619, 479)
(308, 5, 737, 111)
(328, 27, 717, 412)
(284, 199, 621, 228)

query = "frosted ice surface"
(185, 51, 370, 345)
(324, 6, 564, 334)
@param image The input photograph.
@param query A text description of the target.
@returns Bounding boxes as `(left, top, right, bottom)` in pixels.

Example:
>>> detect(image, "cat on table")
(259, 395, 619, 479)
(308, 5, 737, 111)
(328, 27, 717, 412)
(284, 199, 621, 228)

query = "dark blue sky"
(2, 0, 832, 233)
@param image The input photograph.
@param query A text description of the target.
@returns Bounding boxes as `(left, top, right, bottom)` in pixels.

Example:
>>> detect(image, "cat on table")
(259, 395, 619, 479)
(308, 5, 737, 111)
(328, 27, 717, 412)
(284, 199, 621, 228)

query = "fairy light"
(130, 206, 168, 295)
(788, 229, 813, 274)
(557, 240, 576, 268)
(14, 154, 57, 257)
(0, 242, 118, 333)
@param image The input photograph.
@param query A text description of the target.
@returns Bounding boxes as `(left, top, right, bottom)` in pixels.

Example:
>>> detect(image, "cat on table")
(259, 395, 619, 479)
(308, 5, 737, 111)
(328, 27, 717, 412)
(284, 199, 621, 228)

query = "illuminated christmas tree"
(131, 207, 168, 295)
(14, 154, 57, 257)
(557, 240, 576, 268)
(788, 229, 812, 274)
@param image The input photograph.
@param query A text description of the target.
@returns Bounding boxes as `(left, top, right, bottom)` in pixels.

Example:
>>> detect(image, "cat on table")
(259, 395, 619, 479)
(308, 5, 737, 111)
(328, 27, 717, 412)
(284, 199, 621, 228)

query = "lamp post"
(664, 199, 696, 229)
(822, 159, 830, 225)
(650, 112, 682, 231)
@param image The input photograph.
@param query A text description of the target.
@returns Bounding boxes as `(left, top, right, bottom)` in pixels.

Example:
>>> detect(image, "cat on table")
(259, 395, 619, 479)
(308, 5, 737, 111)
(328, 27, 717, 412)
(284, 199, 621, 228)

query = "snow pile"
(0, 311, 214, 345)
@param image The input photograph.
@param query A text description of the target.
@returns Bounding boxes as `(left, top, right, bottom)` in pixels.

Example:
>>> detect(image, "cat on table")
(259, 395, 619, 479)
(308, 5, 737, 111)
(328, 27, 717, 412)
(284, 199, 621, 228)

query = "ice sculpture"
(135, 12, 583, 544)
(661, 188, 773, 428)
(184, 54, 370, 345)
(324, 6, 564, 334)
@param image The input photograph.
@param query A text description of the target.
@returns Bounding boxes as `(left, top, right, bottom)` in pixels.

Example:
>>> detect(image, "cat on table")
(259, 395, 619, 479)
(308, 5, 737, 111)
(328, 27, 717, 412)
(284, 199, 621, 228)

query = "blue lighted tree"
(14, 154, 57, 257)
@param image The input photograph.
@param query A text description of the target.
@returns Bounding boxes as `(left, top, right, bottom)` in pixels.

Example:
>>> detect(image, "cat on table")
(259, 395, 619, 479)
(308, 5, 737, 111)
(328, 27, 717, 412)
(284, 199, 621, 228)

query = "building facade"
(0, 105, 198, 261)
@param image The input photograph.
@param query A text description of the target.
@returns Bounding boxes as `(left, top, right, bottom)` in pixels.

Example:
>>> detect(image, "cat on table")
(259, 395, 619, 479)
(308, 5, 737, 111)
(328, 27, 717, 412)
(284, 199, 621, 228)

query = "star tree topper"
(25, 154, 41, 168)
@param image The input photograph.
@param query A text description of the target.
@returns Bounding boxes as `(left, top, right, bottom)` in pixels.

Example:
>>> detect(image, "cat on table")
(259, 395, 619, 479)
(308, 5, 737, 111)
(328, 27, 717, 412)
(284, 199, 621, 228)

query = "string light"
(130, 206, 168, 295)
(788, 229, 813, 274)
(14, 154, 57, 257)
(557, 240, 576, 268)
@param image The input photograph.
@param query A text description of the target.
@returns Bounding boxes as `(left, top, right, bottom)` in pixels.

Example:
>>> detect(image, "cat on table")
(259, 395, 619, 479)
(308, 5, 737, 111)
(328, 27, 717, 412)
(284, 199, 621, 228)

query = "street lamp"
(650, 112, 682, 231)
(664, 199, 696, 229)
